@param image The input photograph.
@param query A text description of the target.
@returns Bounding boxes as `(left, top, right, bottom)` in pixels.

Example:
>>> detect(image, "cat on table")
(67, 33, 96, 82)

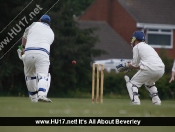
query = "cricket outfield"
(0, 97, 175, 131)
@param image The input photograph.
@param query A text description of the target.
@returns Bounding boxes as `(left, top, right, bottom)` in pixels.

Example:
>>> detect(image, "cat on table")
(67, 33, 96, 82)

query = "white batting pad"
(45, 73, 51, 96)
(26, 77, 38, 92)
(37, 73, 51, 97)
(26, 76, 38, 102)
(124, 75, 130, 83)
(145, 85, 158, 96)
(145, 85, 161, 105)
(125, 76, 140, 105)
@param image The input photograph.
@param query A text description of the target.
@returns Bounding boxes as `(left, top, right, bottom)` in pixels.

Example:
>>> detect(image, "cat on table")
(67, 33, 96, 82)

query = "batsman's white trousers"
(23, 53, 50, 101)
(130, 66, 164, 87)
(23, 53, 50, 76)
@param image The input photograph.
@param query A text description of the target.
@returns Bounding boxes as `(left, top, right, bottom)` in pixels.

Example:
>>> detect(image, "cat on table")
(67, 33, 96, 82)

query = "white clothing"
(130, 42, 165, 87)
(22, 22, 54, 102)
(130, 66, 164, 87)
(23, 22, 54, 56)
(131, 42, 164, 71)
(127, 42, 164, 105)
(23, 53, 50, 101)
(23, 53, 50, 76)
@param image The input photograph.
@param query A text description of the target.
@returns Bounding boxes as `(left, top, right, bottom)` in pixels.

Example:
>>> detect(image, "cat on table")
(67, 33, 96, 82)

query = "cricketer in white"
(117, 31, 165, 105)
(18, 15, 54, 102)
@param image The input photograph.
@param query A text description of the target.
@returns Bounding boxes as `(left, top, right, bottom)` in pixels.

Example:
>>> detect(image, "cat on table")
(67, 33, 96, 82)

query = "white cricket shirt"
(131, 42, 165, 70)
(23, 22, 54, 56)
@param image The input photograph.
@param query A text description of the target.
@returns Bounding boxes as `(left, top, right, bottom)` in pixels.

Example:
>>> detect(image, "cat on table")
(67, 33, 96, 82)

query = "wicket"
(92, 63, 104, 103)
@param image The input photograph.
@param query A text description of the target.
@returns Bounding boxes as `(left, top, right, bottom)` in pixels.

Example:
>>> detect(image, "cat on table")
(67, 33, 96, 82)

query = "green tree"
(67, 0, 95, 17)
(0, 0, 32, 93)
(0, 0, 104, 97)
(49, 1, 104, 96)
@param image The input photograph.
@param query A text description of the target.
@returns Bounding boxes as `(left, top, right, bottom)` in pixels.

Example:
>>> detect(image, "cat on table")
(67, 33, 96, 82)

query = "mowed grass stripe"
(0, 97, 175, 117)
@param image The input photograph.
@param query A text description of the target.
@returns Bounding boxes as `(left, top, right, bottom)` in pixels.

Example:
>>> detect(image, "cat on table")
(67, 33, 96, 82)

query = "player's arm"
(17, 26, 29, 60)
(22, 37, 27, 48)
(21, 22, 35, 48)
(116, 47, 140, 72)
(169, 71, 175, 83)
(169, 60, 175, 83)
(128, 63, 140, 69)
(21, 26, 29, 49)
(129, 47, 140, 69)
(20, 37, 26, 55)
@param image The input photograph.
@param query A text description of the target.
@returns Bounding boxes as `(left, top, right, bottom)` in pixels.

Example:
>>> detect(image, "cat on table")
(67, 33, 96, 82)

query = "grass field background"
(0, 97, 175, 132)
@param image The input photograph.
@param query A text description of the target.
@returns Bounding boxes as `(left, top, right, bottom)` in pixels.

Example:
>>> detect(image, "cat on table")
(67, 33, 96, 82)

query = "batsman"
(17, 15, 54, 102)
(116, 31, 165, 105)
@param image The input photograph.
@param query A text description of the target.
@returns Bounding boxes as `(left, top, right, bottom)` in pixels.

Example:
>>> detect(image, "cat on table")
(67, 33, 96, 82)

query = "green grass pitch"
(0, 97, 175, 132)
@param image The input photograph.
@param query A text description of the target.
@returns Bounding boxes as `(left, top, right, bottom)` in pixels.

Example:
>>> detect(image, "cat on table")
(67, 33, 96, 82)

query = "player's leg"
(127, 69, 152, 105)
(25, 76, 38, 102)
(37, 73, 51, 97)
(44, 73, 51, 97)
(35, 54, 52, 102)
(124, 75, 140, 105)
(144, 69, 164, 105)
(144, 84, 161, 105)
(23, 54, 38, 102)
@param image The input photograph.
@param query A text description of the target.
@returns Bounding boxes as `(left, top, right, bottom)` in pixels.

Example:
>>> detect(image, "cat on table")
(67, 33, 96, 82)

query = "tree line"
(0, 0, 174, 100)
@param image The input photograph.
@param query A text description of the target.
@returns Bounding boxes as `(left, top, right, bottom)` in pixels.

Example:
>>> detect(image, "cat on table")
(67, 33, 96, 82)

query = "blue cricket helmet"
(40, 15, 51, 23)
(132, 31, 145, 41)
(130, 30, 145, 47)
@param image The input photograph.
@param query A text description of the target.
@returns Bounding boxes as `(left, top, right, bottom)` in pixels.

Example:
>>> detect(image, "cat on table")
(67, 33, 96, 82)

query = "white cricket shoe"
(131, 95, 141, 105)
(31, 99, 38, 102)
(38, 96, 52, 103)
(30, 94, 38, 102)
(152, 96, 161, 105)
(131, 102, 140, 105)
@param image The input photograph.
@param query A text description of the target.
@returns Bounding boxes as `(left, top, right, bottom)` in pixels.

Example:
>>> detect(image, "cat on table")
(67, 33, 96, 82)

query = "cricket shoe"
(31, 99, 38, 103)
(30, 94, 38, 102)
(131, 94, 140, 105)
(131, 101, 140, 105)
(38, 95, 52, 103)
(152, 96, 161, 105)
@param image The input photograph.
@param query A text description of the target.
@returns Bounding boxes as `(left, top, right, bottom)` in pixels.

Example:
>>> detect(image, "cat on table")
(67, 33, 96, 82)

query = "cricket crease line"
(0, 0, 34, 33)
(0, 0, 60, 59)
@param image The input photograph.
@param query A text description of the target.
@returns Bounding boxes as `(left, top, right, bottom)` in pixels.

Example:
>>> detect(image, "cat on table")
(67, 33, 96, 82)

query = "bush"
(101, 71, 175, 100)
